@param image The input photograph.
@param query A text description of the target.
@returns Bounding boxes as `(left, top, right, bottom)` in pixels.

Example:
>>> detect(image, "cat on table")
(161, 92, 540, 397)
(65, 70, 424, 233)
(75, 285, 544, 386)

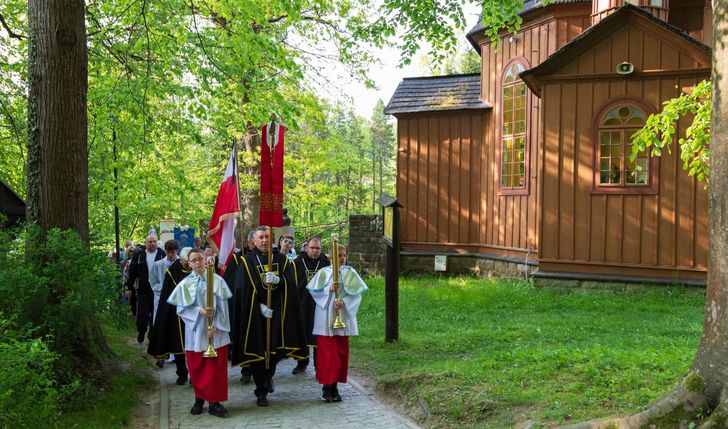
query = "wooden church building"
(385, 0, 711, 285)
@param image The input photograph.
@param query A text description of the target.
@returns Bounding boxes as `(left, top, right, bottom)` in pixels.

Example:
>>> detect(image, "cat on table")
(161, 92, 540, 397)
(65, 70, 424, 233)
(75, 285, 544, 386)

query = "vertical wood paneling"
(676, 80, 695, 266)
(605, 196, 622, 262)
(622, 195, 642, 263)
(471, 114, 482, 243)
(397, 121, 408, 238)
(658, 79, 677, 266)
(438, 117, 450, 242)
(415, 119, 426, 242)
(559, 83, 576, 259)
(542, 84, 561, 259)
(449, 116, 460, 243)
(574, 81, 593, 261)
(460, 116, 472, 243)
(641, 195, 658, 265)
(406, 119, 418, 241)
(427, 117, 438, 242)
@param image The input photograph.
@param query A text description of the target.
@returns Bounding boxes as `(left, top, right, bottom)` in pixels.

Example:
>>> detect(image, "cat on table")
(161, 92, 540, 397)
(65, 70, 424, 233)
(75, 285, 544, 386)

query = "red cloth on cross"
(259, 122, 284, 227)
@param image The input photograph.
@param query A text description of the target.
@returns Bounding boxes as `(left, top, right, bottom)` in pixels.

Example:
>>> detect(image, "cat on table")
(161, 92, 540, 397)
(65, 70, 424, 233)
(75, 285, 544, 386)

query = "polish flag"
(207, 147, 241, 273)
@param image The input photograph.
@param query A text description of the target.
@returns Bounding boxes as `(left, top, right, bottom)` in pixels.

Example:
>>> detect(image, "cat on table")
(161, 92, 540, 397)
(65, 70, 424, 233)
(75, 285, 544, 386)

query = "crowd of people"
(117, 227, 367, 418)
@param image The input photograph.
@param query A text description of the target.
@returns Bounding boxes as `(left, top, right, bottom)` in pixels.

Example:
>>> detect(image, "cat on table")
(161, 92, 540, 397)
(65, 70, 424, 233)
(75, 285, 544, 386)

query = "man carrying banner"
(230, 226, 307, 406)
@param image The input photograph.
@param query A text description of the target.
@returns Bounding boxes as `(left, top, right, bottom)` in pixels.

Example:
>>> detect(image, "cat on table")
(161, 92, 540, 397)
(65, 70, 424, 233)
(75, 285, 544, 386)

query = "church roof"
(384, 73, 491, 115)
(466, 0, 590, 52)
(521, 4, 711, 96)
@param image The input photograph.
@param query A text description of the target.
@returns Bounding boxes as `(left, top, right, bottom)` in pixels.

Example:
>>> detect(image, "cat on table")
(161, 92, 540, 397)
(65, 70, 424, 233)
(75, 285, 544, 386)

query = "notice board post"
(376, 193, 401, 343)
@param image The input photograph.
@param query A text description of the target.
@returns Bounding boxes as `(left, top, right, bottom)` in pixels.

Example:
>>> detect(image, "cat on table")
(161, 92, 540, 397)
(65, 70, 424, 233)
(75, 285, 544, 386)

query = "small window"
(596, 104, 650, 187)
(500, 61, 529, 193)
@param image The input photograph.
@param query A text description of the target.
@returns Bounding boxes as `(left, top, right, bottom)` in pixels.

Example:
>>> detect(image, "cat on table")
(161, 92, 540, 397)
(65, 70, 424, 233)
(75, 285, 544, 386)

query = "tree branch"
(0, 12, 24, 40)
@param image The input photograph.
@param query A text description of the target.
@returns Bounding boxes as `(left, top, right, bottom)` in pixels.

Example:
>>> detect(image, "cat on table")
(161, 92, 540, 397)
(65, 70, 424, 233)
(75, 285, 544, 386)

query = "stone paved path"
(153, 357, 421, 429)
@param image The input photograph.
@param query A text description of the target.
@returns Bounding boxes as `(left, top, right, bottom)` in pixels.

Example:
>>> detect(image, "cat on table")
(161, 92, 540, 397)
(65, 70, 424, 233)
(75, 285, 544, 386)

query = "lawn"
(350, 276, 705, 428)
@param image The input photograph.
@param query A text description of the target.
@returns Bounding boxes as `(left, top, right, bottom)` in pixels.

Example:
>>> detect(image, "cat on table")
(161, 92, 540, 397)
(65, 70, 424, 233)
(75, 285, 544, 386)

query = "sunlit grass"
(351, 276, 705, 428)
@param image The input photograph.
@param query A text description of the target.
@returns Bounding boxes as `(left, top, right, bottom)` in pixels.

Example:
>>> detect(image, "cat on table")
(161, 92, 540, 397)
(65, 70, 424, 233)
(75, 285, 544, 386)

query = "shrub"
(0, 225, 123, 396)
(0, 317, 78, 428)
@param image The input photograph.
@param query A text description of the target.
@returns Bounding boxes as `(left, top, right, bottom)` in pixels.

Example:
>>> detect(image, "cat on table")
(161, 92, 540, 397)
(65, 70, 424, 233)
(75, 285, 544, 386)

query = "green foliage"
(0, 226, 121, 383)
(0, 317, 75, 428)
(352, 276, 704, 428)
(683, 371, 707, 392)
(1, 0, 527, 244)
(631, 80, 711, 183)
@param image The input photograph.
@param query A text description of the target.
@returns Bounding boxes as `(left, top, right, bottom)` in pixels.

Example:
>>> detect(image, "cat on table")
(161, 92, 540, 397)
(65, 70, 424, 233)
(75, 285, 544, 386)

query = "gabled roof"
(384, 73, 491, 116)
(521, 4, 712, 96)
(0, 177, 26, 220)
(466, 0, 590, 53)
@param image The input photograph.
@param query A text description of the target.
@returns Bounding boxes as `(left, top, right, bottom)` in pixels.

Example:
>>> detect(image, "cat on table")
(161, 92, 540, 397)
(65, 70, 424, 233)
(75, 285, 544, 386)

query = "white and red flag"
(259, 121, 285, 227)
(207, 146, 241, 273)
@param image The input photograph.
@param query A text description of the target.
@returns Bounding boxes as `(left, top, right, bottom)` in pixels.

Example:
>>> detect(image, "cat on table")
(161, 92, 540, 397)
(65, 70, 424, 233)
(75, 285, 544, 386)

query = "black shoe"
(321, 385, 333, 403)
(208, 402, 228, 417)
(292, 363, 307, 375)
(240, 373, 251, 384)
(256, 395, 268, 407)
(155, 359, 165, 368)
(176, 375, 188, 385)
(190, 398, 204, 415)
(331, 383, 342, 402)
(137, 332, 144, 343)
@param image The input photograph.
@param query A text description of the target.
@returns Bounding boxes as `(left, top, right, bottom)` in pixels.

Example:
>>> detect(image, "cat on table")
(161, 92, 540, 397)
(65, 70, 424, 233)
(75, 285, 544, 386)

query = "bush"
(0, 225, 125, 418)
(0, 317, 77, 428)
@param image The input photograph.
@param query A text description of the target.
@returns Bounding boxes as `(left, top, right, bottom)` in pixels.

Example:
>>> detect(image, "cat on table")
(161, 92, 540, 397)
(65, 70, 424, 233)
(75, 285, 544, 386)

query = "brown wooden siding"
(396, 112, 484, 250)
(396, 9, 592, 255)
(537, 18, 709, 278)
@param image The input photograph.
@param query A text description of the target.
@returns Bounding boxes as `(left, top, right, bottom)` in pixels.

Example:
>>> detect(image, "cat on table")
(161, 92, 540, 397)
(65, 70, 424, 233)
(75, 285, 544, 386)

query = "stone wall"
(347, 214, 386, 275)
(401, 252, 535, 280)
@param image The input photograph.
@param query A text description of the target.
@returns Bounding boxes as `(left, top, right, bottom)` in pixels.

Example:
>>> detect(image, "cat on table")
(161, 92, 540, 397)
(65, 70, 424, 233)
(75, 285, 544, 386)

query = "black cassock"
(147, 260, 191, 358)
(223, 251, 243, 350)
(292, 253, 330, 348)
(230, 248, 307, 367)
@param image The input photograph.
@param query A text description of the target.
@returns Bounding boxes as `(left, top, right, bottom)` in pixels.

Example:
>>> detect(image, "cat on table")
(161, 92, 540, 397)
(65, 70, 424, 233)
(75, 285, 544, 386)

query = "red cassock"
(315, 336, 350, 384)
(186, 346, 229, 402)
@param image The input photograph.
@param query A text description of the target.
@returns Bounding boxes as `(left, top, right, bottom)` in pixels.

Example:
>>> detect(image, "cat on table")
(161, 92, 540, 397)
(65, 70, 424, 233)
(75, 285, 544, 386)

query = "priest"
(230, 226, 307, 407)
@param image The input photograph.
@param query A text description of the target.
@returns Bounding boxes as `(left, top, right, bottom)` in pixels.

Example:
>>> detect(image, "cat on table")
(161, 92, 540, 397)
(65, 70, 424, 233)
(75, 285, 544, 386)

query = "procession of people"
(128, 227, 367, 418)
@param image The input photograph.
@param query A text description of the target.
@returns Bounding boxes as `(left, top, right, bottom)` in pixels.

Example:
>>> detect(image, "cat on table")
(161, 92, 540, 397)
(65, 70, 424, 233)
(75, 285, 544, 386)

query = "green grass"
(55, 318, 154, 428)
(350, 276, 705, 428)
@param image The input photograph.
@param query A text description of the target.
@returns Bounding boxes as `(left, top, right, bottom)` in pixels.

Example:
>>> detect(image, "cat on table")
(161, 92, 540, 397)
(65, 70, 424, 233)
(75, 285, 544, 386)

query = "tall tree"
(26, 0, 88, 241)
(369, 99, 395, 208)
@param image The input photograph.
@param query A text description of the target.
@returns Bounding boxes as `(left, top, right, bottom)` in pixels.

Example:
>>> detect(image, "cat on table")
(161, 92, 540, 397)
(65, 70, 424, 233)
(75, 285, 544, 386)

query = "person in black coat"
(125, 234, 166, 343)
(291, 236, 330, 374)
(230, 226, 307, 407)
(147, 246, 192, 384)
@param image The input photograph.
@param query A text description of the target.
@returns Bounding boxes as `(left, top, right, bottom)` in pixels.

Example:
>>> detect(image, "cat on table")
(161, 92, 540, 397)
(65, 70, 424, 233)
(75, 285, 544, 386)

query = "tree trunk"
(562, 3, 728, 427)
(695, 0, 728, 401)
(27, 0, 88, 241)
(240, 122, 260, 233)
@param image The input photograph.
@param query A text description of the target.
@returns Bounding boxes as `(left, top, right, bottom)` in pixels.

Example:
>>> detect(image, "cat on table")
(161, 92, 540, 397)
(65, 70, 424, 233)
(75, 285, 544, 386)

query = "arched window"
(500, 61, 529, 193)
(593, 101, 658, 194)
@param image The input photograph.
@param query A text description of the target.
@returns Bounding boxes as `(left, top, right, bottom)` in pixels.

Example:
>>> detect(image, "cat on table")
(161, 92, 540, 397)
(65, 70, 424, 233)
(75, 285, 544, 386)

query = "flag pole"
(264, 118, 275, 371)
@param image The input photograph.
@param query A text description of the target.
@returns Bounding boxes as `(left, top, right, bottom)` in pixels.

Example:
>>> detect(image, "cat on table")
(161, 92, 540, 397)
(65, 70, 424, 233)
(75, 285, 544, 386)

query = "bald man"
(126, 234, 166, 343)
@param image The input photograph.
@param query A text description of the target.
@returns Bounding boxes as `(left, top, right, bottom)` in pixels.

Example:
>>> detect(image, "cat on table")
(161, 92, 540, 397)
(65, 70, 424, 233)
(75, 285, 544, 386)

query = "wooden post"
(376, 194, 401, 343)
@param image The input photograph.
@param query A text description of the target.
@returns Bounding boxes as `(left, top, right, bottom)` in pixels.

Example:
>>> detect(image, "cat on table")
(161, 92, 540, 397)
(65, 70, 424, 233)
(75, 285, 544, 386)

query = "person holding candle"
(306, 243, 368, 402)
(167, 248, 232, 417)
